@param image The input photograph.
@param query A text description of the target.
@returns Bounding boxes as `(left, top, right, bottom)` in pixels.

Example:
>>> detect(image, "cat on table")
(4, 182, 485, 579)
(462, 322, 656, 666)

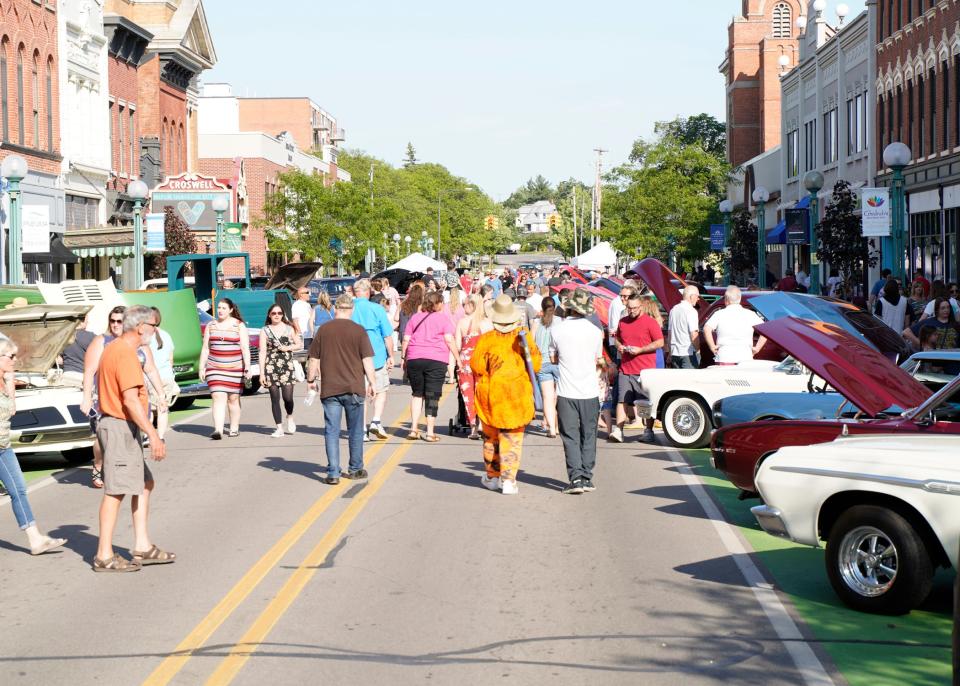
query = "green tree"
(147, 206, 198, 278)
(503, 175, 554, 209)
(817, 180, 877, 290)
(728, 209, 758, 283)
(403, 142, 418, 168)
(656, 113, 727, 161)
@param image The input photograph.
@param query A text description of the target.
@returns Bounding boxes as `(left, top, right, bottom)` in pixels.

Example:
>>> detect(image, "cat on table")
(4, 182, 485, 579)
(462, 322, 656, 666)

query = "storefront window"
(910, 210, 942, 280)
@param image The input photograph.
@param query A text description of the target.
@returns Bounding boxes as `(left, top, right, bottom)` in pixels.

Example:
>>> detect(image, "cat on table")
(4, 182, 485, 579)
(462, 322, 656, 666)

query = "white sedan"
(639, 358, 813, 448)
(752, 432, 960, 615)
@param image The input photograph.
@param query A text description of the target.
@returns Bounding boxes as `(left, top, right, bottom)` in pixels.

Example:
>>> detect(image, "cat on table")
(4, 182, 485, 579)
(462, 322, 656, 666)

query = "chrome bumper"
(177, 382, 210, 399)
(751, 504, 791, 539)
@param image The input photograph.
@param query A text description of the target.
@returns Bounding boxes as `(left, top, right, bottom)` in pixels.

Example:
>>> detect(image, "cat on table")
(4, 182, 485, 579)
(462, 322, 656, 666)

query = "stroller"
(448, 365, 473, 435)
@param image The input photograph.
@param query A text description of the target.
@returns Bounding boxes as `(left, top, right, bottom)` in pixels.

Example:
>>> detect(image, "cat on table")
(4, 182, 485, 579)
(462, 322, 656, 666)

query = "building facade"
(876, 0, 960, 283)
(0, 0, 64, 283)
(720, 0, 803, 167)
(515, 200, 557, 234)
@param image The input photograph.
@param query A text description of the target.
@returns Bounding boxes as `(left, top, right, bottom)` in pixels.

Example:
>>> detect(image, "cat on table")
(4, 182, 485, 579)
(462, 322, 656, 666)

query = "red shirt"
(776, 275, 797, 292)
(616, 314, 663, 374)
(460, 274, 472, 293)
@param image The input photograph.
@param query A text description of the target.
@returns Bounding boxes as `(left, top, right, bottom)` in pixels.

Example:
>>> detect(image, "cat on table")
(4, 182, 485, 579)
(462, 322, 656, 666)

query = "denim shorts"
(537, 363, 560, 384)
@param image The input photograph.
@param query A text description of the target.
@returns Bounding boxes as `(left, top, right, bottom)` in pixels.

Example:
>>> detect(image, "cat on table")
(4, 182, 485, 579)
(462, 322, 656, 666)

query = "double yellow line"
(143, 387, 451, 686)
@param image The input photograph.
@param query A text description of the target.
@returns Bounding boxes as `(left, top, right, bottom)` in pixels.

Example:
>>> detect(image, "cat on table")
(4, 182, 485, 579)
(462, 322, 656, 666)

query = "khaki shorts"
(97, 416, 153, 496)
(366, 365, 390, 394)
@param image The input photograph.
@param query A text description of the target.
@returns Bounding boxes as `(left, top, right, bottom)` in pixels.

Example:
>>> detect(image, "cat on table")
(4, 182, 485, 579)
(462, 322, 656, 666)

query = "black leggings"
(406, 358, 446, 417)
(268, 383, 295, 424)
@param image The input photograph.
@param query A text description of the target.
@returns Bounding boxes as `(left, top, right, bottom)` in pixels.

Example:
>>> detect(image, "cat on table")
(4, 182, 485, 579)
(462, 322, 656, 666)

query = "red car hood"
(632, 258, 683, 311)
(755, 317, 931, 416)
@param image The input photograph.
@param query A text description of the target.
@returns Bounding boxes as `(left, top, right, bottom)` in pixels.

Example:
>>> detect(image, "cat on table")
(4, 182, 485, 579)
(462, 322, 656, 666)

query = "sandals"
(91, 467, 104, 489)
(92, 554, 141, 573)
(405, 431, 420, 441)
(31, 536, 67, 556)
(131, 544, 176, 566)
(421, 434, 440, 443)
(227, 430, 239, 438)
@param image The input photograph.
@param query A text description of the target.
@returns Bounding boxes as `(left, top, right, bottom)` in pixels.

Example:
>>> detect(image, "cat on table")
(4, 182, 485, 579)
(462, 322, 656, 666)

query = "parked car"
(712, 349, 960, 428)
(752, 432, 960, 615)
(308, 277, 356, 301)
(0, 304, 96, 464)
(711, 317, 947, 496)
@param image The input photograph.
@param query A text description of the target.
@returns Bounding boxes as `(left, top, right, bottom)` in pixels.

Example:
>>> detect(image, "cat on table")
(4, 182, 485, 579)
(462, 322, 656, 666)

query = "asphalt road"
(0, 375, 839, 686)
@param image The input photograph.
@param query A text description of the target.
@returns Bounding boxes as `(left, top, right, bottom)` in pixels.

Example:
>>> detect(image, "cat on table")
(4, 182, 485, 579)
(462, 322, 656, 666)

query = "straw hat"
(489, 294, 520, 327)
(4, 297, 29, 310)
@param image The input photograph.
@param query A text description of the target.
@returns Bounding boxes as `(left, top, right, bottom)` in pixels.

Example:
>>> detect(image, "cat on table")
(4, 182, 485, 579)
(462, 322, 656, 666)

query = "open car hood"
(264, 263, 324, 292)
(755, 316, 931, 417)
(0, 305, 93, 373)
(748, 292, 909, 358)
(631, 258, 684, 311)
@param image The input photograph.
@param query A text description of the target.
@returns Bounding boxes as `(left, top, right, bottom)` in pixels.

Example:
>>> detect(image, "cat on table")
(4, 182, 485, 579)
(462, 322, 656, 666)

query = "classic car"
(751, 432, 960, 615)
(0, 304, 96, 463)
(711, 317, 952, 496)
(712, 349, 960, 427)
(639, 356, 815, 448)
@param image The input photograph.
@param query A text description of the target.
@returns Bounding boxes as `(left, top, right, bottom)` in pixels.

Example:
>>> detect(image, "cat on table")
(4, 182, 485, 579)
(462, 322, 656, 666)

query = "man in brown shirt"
(307, 294, 376, 485)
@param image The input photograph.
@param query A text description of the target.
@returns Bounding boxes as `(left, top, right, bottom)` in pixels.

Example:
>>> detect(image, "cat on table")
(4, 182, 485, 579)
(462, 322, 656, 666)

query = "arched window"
(773, 2, 792, 39)
(16, 46, 24, 145)
(0, 38, 8, 142)
(31, 51, 39, 148)
(45, 57, 52, 152)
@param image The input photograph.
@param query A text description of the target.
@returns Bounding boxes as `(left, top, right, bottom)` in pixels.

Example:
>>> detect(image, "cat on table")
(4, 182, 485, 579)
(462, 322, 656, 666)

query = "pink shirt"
(405, 311, 455, 363)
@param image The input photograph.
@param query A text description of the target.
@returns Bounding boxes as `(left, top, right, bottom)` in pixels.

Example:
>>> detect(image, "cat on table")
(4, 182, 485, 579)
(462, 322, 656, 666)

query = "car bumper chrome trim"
(751, 504, 792, 539)
(176, 383, 210, 399)
(769, 466, 960, 496)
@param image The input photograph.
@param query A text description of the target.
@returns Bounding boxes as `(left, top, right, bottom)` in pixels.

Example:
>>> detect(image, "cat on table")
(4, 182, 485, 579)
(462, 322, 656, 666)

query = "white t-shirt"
(526, 293, 544, 313)
(549, 317, 603, 400)
(921, 297, 960, 319)
(148, 329, 175, 382)
(607, 295, 626, 345)
(668, 300, 699, 357)
(291, 300, 313, 337)
(704, 304, 764, 364)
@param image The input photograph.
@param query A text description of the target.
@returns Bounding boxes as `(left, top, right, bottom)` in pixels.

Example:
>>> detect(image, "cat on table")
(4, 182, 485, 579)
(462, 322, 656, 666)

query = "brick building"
(0, 0, 64, 282)
(876, 0, 960, 283)
(720, 0, 803, 167)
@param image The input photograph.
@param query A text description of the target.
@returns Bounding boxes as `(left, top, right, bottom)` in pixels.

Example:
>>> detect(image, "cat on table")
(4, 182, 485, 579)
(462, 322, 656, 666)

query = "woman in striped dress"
(199, 298, 250, 440)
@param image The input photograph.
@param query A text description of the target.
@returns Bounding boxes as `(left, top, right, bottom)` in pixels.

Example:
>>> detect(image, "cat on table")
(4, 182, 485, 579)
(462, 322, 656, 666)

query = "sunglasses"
(270, 311, 283, 316)
(110, 318, 123, 325)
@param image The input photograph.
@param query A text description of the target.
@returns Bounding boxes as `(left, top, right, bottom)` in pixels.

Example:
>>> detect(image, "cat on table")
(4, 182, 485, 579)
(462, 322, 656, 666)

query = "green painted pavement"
(682, 448, 953, 686)
(16, 399, 212, 485)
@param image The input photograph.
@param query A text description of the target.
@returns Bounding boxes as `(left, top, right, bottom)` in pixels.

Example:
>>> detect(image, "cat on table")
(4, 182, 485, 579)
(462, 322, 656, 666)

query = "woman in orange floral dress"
(471, 294, 541, 495)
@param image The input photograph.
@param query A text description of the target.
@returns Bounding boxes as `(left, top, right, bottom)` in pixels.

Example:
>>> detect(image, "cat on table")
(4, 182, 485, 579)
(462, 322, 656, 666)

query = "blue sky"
(202, 0, 866, 199)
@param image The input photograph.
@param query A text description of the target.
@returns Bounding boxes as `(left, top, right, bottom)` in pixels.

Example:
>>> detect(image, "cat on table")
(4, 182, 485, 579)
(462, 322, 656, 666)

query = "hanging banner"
(145, 213, 166, 253)
(223, 223, 243, 252)
(150, 173, 232, 233)
(861, 188, 890, 237)
(785, 208, 809, 245)
(21, 205, 51, 254)
(709, 224, 725, 251)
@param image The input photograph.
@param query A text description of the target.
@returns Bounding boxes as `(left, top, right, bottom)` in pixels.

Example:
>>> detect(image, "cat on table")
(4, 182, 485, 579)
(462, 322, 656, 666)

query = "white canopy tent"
(388, 252, 446, 272)
(570, 242, 617, 272)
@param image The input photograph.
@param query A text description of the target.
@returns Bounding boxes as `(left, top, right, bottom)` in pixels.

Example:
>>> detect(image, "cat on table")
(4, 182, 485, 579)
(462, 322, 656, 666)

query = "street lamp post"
(392, 232, 401, 258)
(427, 237, 435, 258)
(803, 171, 824, 294)
(752, 186, 770, 288)
(212, 194, 229, 254)
(1, 155, 28, 285)
(404, 235, 412, 255)
(127, 178, 149, 290)
(418, 230, 428, 254)
(883, 142, 912, 284)
(718, 199, 733, 285)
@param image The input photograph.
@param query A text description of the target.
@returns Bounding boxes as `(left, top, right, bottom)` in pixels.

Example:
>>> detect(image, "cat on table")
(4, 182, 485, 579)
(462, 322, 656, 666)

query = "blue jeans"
(322, 394, 365, 477)
(0, 447, 34, 529)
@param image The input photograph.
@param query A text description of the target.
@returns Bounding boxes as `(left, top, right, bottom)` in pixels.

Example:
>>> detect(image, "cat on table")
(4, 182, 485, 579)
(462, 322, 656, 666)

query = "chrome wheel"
(663, 396, 710, 448)
(837, 526, 898, 597)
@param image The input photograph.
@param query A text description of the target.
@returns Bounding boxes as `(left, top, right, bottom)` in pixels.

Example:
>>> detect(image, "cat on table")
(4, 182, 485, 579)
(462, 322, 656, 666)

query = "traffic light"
(484, 215, 499, 230)
(548, 213, 561, 229)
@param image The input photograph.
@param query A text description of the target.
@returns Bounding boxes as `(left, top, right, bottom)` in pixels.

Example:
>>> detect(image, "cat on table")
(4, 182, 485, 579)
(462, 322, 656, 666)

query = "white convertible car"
(0, 304, 97, 463)
(752, 432, 960, 615)
(639, 358, 814, 448)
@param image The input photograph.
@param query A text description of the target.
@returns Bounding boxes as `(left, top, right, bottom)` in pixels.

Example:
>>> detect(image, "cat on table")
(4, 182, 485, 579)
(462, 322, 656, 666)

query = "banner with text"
(861, 188, 890, 237)
(223, 223, 242, 252)
(21, 205, 51, 254)
(709, 224, 725, 251)
(145, 213, 166, 253)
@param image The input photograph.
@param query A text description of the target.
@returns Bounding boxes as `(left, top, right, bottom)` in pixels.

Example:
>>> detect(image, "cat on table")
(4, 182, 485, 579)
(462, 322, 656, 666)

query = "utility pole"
(369, 163, 374, 206)
(572, 186, 578, 257)
(592, 148, 607, 248)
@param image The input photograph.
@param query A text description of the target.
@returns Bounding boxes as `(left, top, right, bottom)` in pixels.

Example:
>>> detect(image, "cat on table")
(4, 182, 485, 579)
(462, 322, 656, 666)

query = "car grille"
(250, 347, 259, 365)
(724, 379, 751, 387)
(17, 427, 94, 445)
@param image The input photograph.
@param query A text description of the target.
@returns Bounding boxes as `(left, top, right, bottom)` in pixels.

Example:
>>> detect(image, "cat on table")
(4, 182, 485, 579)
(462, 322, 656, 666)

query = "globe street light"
(1, 154, 28, 284)
(392, 232, 401, 258)
(211, 194, 229, 253)
(404, 235, 412, 255)
(718, 199, 733, 285)
(803, 171, 824, 294)
(419, 230, 429, 254)
(752, 186, 770, 288)
(883, 142, 912, 284)
(427, 236, 435, 259)
(127, 178, 150, 290)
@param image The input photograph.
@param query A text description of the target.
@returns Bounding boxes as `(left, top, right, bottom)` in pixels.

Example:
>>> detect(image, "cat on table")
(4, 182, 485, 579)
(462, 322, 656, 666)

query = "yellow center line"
(202, 386, 454, 686)
(142, 401, 414, 686)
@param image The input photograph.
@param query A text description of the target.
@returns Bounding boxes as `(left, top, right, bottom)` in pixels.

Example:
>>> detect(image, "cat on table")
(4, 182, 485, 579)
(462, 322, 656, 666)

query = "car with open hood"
(710, 317, 956, 496)
(752, 432, 960, 615)
(0, 304, 96, 463)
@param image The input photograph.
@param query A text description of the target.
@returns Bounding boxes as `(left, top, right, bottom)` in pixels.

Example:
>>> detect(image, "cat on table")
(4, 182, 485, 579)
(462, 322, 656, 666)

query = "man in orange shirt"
(93, 305, 170, 572)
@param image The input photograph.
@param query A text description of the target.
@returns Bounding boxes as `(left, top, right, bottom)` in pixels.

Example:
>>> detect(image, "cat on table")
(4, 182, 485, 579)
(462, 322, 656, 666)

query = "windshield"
(773, 356, 802, 373)
(906, 375, 960, 420)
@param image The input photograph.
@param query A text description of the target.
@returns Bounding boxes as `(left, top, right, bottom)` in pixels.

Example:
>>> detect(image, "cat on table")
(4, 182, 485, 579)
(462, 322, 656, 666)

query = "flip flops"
(421, 434, 440, 443)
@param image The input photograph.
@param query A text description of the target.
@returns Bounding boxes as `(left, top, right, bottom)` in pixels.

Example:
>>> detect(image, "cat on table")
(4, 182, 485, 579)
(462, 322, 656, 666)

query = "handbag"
(266, 325, 305, 383)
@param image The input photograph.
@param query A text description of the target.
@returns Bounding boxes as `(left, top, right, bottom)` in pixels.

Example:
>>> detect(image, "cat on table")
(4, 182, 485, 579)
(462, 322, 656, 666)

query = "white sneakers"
(270, 427, 285, 438)
(501, 479, 519, 495)
(609, 426, 624, 443)
(287, 417, 297, 434)
(481, 474, 501, 491)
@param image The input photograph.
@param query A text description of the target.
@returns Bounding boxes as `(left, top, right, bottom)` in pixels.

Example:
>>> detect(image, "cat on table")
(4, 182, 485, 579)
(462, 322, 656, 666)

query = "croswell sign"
(150, 173, 232, 233)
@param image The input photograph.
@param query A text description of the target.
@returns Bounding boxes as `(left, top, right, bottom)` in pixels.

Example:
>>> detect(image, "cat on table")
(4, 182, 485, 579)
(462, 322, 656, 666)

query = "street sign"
(224, 223, 243, 252)
(709, 224, 725, 251)
(145, 213, 166, 252)
(861, 188, 890, 237)
(150, 173, 231, 233)
(785, 208, 809, 245)
(21, 205, 51, 253)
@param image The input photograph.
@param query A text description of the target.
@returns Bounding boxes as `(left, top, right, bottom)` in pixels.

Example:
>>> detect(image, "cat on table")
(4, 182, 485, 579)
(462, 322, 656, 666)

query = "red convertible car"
(710, 316, 959, 496)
